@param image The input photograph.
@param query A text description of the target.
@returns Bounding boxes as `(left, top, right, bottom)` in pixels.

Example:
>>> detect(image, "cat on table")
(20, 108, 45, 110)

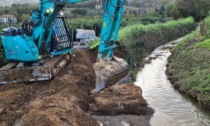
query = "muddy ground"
(0, 49, 153, 126)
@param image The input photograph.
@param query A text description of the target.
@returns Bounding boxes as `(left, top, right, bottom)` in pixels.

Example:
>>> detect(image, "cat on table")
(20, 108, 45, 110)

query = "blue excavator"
(0, 0, 129, 92)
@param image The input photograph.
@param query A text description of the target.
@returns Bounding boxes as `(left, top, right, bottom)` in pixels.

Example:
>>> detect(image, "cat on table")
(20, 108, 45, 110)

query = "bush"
(67, 15, 165, 40)
(0, 38, 7, 67)
(166, 0, 210, 21)
(71, 9, 88, 16)
(118, 17, 195, 79)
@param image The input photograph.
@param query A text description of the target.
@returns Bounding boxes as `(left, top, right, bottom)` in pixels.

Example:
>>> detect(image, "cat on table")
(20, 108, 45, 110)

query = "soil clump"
(89, 84, 148, 115)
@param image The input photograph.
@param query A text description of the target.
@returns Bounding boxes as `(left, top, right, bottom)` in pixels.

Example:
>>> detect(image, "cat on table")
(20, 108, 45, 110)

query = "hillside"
(0, 0, 38, 6)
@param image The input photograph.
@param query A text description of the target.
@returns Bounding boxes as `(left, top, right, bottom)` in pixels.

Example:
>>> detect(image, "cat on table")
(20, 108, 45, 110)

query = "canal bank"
(135, 38, 210, 126)
(167, 17, 210, 110)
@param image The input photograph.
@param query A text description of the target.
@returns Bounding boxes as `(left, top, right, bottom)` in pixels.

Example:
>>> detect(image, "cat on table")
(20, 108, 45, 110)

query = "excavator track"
(0, 54, 70, 85)
(93, 56, 129, 92)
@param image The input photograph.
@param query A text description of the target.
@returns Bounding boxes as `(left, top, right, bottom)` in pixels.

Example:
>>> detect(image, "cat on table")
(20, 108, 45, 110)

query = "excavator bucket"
(93, 56, 129, 92)
(0, 54, 70, 85)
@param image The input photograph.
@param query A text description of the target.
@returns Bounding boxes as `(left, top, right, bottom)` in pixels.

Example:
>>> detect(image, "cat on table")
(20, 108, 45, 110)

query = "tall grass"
(117, 17, 195, 79)
(167, 16, 210, 109)
(118, 17, 195, 43)
(195, 16, 210, 50)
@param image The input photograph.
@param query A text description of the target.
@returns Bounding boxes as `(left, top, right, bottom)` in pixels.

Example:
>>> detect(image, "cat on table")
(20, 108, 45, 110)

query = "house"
(0, 14, 17, 24)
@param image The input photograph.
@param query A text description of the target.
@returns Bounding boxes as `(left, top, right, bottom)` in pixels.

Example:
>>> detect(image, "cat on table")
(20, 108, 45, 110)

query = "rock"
(89, 84, 148, 115)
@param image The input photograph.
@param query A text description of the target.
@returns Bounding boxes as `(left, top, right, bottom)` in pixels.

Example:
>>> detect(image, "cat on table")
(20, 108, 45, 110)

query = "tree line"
(165, 0, 210, 21)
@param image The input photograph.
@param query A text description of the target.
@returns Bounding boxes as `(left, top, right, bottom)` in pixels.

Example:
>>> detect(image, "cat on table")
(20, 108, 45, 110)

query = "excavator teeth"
(0, 54, 70, 85)
(93, 56, 129, 93)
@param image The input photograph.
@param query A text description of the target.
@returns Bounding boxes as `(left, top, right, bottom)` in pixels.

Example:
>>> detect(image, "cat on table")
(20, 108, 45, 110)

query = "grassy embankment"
(167, 16, 210, 109)
(117, 17, 195, 79)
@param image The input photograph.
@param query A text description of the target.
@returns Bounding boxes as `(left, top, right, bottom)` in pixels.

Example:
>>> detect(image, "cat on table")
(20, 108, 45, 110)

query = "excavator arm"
(32, 0, 88, 53)
(31, 0, 125, 58)
(93, 0, 129, 92)
(30, 0, 129, 92)
(99, 0, 125, 59)
(0, 0, 129, 93)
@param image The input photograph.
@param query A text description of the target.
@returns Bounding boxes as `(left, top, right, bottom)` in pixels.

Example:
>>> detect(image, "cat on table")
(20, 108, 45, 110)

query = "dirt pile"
(0, 49, 98, 126)
(89, 83, 148, 115)
(0, 49, 150, 126)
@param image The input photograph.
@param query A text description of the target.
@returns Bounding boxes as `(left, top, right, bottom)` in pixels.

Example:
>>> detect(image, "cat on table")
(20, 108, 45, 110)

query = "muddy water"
(135, 38, 210, 126)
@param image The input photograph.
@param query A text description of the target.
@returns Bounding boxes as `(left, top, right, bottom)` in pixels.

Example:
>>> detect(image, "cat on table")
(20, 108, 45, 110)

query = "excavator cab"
(50, 17, 73, 56)
(0, 17, 72, 84)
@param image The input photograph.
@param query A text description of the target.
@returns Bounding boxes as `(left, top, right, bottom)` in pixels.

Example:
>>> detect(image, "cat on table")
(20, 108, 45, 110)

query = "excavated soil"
(0, 49, 98, 126)
(0, 49, 151, 126)
(89, 84, 148, 115)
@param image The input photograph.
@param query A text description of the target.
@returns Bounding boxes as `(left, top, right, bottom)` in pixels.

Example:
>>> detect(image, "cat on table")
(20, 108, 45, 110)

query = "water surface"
(135, 38, 210, 126)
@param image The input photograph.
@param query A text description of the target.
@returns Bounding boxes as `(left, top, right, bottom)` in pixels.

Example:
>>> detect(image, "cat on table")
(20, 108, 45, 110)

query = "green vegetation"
(87, 38, 100, 49)
(67, 16, 102, 36)
(67, 15, 165, 38)
(0, 24, 7, 67)
(165, 0, 210, 21)
(196, 39, 210, 50)
(118, 17, 195, 79)
(167, 16, 210, 109)
(0, 41, 7, 67)
(0, 4, 37, 23)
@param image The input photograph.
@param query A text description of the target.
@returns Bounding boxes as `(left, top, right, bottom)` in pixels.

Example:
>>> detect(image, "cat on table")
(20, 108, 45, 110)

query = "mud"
(0, 49, 152, 126)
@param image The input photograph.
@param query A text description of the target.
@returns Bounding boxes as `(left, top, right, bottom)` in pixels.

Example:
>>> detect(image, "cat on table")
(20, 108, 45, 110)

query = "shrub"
(118, 17, 195, 79)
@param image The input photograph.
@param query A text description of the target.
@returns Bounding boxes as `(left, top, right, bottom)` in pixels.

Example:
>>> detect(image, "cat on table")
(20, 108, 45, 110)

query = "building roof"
(0, 14, 17, 18)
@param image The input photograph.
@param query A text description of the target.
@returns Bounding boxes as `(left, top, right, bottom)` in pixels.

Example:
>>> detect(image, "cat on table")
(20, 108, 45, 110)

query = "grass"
(117, 17, 195, 79)
(196, 39, 210, 50)
(167, 16, 210, 109)
(87, 38, 100, 49)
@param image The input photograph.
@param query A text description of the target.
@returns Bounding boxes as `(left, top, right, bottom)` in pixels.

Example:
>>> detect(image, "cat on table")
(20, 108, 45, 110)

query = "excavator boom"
(0, 0, 129, 93)
(93, 0, 129, 92)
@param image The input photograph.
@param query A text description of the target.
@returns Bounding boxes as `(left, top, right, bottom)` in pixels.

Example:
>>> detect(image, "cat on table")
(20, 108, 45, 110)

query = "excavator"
(0, 0, 129, 92)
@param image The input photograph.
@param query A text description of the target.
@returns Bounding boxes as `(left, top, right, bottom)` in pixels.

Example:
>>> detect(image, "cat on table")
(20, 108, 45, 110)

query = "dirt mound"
(0, 49, 150, 126)
(89, 83, 148, 115)
(0, 49, 98, 126)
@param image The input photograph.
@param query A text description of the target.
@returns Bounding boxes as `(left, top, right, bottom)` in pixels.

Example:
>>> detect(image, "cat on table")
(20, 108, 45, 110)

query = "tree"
(169, 0, 210, 21)
(20, 14, 30, 23)
(71, 9, 88, 17)
(0, 43, 7, 67)
(158, 5, 165, 15)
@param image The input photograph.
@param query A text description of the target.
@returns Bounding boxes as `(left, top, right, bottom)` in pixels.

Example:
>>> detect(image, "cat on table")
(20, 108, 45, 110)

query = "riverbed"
(135, 38, 210, 126)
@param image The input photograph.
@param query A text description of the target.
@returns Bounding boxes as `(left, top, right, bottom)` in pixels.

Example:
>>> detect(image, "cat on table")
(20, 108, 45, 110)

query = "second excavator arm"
(98, 0, 125, 59)
(31, 0, 128, 92)
(0, 0, 129, 93)
(31, 0, 125, 58)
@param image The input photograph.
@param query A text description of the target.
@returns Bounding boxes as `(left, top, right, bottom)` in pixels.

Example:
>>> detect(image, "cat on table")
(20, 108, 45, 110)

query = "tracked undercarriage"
(0, 54, 70, 85)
